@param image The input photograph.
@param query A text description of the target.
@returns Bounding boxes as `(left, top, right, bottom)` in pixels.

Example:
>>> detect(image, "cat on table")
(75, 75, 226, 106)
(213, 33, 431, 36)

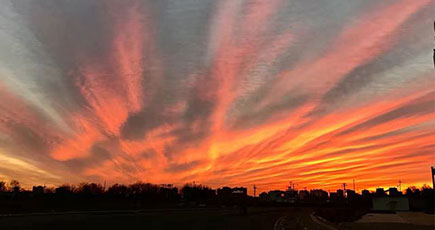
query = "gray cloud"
(165, 160, 202, 173)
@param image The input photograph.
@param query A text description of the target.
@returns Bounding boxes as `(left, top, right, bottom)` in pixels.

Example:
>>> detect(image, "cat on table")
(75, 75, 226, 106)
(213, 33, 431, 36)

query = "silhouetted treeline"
(181, 183, 215, 203)
(0, 180, 433, 214)
(405, 185, 434, 211)
(0, 181, 180, 213)
(36, 182, 179, 202)
(0, 181, 249, 213)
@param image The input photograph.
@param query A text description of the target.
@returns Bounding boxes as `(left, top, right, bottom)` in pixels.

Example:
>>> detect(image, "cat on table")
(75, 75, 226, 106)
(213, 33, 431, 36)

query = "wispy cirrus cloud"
(0, 0, 432, 193)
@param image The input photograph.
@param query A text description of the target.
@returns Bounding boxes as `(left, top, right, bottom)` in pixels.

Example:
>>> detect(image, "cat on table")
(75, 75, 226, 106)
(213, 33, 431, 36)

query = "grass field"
(1, 207, 432, 230)
(0, 207, 331, 230)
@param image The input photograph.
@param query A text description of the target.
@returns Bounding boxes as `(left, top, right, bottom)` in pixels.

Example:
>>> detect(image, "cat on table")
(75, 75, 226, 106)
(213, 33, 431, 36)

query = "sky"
(0, 0, 433, 194)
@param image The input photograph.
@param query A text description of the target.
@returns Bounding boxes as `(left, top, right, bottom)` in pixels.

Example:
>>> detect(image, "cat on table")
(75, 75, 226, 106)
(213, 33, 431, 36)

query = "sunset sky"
(0, 0, 433, 194)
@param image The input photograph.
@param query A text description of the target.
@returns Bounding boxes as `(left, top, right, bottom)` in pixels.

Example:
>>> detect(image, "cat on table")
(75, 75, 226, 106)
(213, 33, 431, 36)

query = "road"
(0, 207, 333, 230)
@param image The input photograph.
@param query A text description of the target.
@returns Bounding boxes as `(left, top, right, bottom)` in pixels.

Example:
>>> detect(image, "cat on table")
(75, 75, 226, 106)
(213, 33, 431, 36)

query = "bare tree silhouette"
(0, 181, 6, 192)
(10, 180, 20, 192)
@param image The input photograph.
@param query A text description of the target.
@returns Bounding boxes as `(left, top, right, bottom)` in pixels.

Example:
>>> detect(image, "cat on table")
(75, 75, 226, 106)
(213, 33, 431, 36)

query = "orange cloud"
(51, 114, 102, 160)
(50, 2, 159, 160)
(0, 0, 432, 194)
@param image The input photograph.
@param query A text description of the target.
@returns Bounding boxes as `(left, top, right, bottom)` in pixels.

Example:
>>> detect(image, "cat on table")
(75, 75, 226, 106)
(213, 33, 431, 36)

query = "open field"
(0, 207, 331, 230)
(341, 222, 434, 230)
(1, 207, 433, 230)
(342, 212, 434, 230)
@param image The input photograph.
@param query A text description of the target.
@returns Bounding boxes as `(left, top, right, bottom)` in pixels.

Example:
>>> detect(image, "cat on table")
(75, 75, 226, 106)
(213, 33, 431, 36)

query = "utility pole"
(253, 185, 257, 197)
(398, 180, 402, 192)
(343, 183, 347, 197)
(431, 166, 435, 192)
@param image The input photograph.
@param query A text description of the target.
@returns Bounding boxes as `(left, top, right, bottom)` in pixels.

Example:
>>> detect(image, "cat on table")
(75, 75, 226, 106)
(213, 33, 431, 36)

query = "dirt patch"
(356, 213, 407, 223)
(397, 212, 434, 226)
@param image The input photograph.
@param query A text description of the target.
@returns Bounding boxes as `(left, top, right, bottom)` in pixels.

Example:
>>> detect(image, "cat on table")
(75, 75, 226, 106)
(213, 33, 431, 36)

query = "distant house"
(310, 189, 328, 199)
(217, 187, 247, 197)
(285, 189, 298, 198)
(361, 189, 371, 197)
(216, 187, 247, 204)
(231, 187, 247, 196)
(375, 188, 386, 197)
(387, 187, 402, 197)
(268, 190, 285, 202)
(259, 192, 269, 201)
(337, 189, 344, 198)
(329, 192, 338, 199)
(298, 190, 309, 200)
(372, 197, 409, 211)
(346, 189, 356, 198)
